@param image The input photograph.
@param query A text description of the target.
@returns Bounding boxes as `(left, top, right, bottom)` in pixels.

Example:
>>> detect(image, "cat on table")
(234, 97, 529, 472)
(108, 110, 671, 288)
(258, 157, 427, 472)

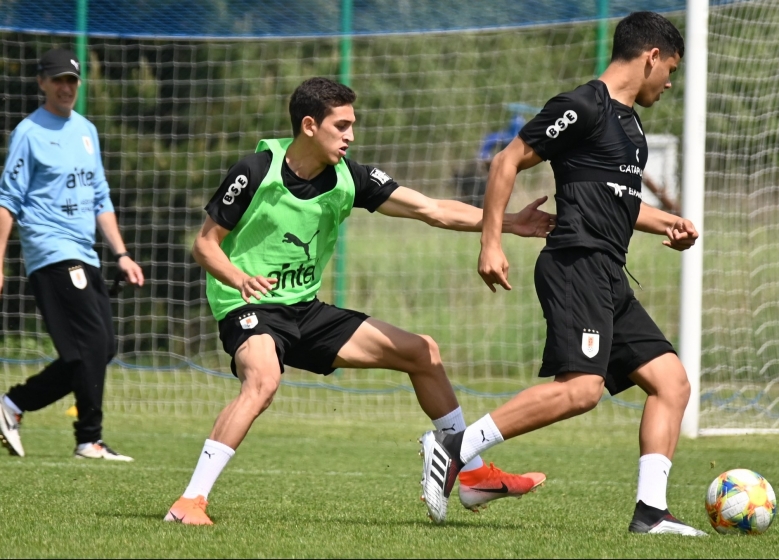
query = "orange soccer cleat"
(457, 462, 546, 511)
(164, 495, 213, 526)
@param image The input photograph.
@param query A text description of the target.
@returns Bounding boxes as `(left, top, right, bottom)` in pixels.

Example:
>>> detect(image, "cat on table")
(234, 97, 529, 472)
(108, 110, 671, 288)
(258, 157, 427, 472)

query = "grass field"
(1, 404, 777, 558)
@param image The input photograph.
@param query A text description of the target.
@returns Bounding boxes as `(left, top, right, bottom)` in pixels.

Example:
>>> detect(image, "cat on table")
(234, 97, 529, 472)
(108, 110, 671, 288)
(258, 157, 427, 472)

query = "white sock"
(182, 439, 235, 500)
(636, 453, 672, 511)
(460, 414, 504, 465)
(432, 407, 484, 472)
(3, 395, 22, 415)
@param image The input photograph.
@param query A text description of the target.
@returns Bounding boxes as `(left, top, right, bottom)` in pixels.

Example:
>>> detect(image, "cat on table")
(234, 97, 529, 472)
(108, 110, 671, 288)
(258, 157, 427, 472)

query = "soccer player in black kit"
(419, 12, 707, 535)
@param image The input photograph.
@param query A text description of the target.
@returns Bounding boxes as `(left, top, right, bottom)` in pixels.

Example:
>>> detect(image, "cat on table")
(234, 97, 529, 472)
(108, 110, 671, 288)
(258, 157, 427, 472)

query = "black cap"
(37, 48, 81, 78)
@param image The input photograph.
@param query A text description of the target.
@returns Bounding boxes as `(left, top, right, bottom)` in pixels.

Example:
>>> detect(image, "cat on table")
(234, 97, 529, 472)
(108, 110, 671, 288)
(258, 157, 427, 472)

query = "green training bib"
(206, 138, 355, 320)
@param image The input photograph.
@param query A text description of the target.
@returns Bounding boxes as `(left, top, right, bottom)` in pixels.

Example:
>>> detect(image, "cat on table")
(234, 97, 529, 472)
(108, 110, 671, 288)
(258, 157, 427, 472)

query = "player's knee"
(418, 334, 442, 367)
(643, 362, 690, 410)
(667, 370, 691, 410)
(239, 367, 280, 411)
(565, 376, 604, 414)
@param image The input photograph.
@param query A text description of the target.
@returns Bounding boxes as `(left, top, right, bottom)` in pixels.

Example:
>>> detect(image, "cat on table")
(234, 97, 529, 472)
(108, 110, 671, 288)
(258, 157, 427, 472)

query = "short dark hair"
(289, 77, 356, 137)
(611, 11, 684, 62)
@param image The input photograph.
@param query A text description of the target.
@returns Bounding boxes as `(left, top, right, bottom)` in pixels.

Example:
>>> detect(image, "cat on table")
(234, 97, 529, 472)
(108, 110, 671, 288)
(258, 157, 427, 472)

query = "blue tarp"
(0, 0, 738, 39)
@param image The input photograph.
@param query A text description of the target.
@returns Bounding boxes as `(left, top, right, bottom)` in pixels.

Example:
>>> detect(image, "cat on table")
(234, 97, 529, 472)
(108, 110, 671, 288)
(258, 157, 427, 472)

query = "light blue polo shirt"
(0, 107, 114, 275)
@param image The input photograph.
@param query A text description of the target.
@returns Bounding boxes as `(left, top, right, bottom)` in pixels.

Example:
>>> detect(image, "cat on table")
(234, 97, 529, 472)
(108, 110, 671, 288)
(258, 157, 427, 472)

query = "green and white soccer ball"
(705, 468, 777, 535)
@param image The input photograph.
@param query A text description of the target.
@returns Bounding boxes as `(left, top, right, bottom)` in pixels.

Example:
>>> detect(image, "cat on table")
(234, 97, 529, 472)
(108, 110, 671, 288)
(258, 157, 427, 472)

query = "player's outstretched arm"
(96, 211, 145, 287)
(375, 186, 553, 236)
(478, 137, 543, 292)
(0, 206, 14, 296)
(635, 202, 698, 251)
(192, 216, 277, 303)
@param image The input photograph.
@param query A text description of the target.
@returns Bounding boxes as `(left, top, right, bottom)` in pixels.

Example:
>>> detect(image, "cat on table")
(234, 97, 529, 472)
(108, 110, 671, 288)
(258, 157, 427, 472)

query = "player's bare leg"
(629, 352, 690, 460)
(490, 373, 605, 438)
(334, 318, 545, 516)
(626, 352, 704, 535)
(165, 334, 280, 525)
(209, 334, 281, 449)
(333, 318, 457, 420)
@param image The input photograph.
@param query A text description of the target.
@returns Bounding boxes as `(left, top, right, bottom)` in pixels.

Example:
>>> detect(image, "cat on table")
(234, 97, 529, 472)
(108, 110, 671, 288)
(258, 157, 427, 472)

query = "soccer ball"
(705, 469, 777, 534)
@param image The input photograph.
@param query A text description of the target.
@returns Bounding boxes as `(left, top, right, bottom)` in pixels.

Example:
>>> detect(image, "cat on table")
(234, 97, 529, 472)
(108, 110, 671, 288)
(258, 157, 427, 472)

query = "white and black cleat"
(74, 440, 133, 462)
(419, 430, 463, 525)
(0, 395, 24, 457)
(628, 501, 708, 536)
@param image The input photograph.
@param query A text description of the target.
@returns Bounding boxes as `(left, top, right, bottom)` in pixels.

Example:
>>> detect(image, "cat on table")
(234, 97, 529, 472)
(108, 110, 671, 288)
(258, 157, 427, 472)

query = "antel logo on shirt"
(545, 110, 578, 139)
(222, 174, 248, 205)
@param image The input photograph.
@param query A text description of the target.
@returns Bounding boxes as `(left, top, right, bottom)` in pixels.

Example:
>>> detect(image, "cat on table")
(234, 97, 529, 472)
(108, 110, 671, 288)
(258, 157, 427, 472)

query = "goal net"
(1, 1, 770, 430)
(698, 0, 779, 434)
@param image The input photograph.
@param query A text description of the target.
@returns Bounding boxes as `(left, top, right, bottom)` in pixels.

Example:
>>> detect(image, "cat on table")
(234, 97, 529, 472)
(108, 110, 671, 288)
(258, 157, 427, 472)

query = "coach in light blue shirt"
(0, 48, 143, 461)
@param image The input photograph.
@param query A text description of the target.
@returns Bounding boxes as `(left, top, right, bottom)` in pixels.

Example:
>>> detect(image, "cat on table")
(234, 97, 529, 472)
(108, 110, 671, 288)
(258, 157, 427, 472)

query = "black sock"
(443, 431, 464, 462)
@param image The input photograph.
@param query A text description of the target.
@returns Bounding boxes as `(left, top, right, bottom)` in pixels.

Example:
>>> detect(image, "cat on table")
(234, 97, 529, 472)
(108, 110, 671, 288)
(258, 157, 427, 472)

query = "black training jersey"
(519, 79, 648, 264)
(205, 150, 400, 230)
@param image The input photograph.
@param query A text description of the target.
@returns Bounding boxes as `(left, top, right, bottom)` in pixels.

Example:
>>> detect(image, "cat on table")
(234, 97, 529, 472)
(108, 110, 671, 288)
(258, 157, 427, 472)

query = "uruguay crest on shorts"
(239, 313, 258, 330)
(68, 265, 87, 290)
(581, 329, 599, 358)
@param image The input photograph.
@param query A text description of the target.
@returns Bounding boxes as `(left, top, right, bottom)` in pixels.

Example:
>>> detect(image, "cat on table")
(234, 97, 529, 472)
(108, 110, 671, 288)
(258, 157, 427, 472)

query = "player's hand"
(478, 245, 512, 292)
(238, 274, 278, 303)
(663, 218, 698, 251)
(505, 196, 556, 238)
(118, 256, 145, 287)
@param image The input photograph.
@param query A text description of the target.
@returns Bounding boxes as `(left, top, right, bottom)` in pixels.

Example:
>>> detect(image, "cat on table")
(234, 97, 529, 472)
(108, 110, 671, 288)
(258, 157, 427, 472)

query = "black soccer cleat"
(628, 500, 708, 536)
(418, 430, 464, 524)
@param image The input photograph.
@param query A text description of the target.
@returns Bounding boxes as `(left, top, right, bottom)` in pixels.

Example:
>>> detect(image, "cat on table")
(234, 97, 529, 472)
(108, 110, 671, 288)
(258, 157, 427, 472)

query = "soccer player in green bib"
(165, 77, 554, 525)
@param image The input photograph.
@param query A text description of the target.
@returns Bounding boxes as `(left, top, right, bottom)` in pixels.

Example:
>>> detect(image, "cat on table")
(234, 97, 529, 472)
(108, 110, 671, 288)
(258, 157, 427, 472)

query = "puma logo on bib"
(68, 266, 87, 290)
(581, 329, 599, 358)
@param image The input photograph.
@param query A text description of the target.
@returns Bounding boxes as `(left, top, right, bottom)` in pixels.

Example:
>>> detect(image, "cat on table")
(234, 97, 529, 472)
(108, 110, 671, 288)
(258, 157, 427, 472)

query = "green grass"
(1, 406, 777, 558)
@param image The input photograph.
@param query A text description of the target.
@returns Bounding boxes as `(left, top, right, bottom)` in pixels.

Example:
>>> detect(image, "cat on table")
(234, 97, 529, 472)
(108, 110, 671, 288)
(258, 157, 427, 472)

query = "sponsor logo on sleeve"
(222, 174, 248, 205)
(581, 329, 599, 358)
(545, 110, 578, 139)
(369, 168, 392, 185)
(68, 265, 88, 290)
(9, 158, 24, 181)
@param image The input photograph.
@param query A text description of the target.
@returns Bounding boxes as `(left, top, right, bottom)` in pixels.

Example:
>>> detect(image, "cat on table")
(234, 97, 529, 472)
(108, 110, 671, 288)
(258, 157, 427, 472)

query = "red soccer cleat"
(164, 495, 213, 526)
(457, 462, 545, 511)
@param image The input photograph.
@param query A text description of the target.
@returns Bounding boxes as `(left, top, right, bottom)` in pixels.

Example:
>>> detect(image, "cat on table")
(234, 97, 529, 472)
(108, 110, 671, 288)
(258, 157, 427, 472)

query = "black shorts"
(218, 299, 369, 376)
(534, 248, 675, 395)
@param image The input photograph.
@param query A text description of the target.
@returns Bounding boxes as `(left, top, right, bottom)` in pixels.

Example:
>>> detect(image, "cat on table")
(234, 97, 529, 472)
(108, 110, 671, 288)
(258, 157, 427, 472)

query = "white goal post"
(679, 0, 708, 438)
(681, 0, 779, 437)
